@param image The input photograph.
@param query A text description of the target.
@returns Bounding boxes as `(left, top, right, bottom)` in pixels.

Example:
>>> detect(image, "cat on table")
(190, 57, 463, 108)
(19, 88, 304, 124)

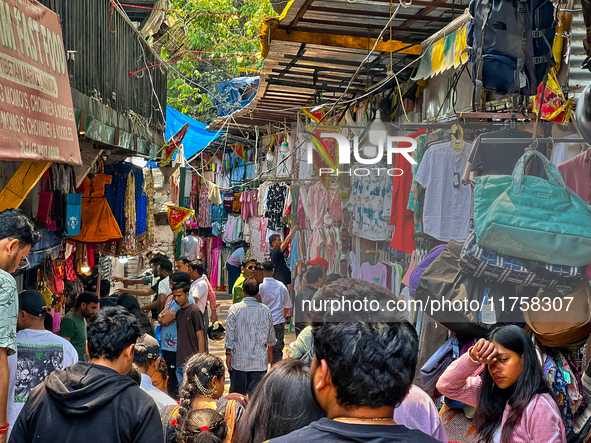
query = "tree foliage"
(162, 0, 276, 123)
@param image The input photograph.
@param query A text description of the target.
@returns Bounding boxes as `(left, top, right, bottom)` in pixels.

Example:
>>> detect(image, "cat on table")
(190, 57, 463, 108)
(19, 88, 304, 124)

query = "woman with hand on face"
(437, 325, 566, 443)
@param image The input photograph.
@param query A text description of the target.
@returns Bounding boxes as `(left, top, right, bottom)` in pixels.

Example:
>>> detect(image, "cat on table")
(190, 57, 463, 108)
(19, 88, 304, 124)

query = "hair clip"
(201, 368, 207, 373)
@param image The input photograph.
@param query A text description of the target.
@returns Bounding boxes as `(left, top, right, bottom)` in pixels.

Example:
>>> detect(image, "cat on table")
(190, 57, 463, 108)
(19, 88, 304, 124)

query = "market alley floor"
(209, 291, 296, 393)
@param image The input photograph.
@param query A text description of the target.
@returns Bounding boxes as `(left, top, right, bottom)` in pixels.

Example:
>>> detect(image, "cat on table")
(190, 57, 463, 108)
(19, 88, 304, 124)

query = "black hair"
(99, 280, 111, 298)
(323, 274, 343, 286)
(87, 306, 141, 361)
(44, 312, 53, 331)
(233, 359, 326, 443)
(177, 409, 227, 443)
(149, 254, 168, 265)
(0, 208, 40, 247)
(305, 266, 324, 284)
(159, 259, 173, 274)
(169, 271, 191, 285)
(269, 234, 281, 245)
(116, 293, 155, 337)
(242, 277, 259, 297)
(178, 354, 226, 435)
(473, 325, 554, 443)
(262, 260, 273, 272)
(241, 257, 256, 268)
(311, 279, 418, 408)
(189, 261, 206, 275)
(172, 282, 190, 293)
(127, 363, 142, 386)
(177, 256, 191, 265)
(75, 291, 99, 308)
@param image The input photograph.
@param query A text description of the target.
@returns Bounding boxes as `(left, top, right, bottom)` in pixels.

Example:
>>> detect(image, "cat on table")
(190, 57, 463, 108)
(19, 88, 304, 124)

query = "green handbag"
(474, 150, 591, 267)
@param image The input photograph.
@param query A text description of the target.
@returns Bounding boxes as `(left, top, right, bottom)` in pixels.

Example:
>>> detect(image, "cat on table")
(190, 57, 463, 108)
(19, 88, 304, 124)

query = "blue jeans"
(176, 365, 185, 386)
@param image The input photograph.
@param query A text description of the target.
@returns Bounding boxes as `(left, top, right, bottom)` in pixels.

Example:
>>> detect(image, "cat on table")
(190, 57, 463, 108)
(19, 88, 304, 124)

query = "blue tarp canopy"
(165, 105, 222, 160)
(215, 76, 259, 117)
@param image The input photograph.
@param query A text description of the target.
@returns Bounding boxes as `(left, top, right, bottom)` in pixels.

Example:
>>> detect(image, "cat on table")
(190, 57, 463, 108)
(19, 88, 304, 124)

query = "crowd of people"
(0, 208, 570, 443)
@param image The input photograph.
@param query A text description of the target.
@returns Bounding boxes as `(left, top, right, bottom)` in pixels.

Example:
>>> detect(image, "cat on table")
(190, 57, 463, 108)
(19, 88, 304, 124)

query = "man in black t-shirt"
(270, 279, 438, 443)
(269, 224, 298, 287)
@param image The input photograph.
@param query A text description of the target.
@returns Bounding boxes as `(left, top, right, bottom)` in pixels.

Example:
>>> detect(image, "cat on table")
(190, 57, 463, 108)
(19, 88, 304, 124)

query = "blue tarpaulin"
(165, 105, 222, 160)
(215, 76, 259, 117)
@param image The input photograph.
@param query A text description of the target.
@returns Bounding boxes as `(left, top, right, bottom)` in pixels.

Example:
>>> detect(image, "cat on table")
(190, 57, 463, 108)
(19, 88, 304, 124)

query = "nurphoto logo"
(305, 127, 417, 176)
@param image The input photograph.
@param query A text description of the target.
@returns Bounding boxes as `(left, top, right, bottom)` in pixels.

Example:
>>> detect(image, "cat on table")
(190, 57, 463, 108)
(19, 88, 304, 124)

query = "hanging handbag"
(460, 232, 585, 290)
(64, 168, 82, 237)
(473, 150, 591, 267)
(524, 282, 591, 348)
(36, 172, 53, 225)
(207, 321, 225, 341)
(415, 241, 531, 337)
(420, 336, 459, 390)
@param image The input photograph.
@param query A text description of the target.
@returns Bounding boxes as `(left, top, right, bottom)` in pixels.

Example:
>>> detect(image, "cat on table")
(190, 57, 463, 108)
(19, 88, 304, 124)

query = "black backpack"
(466, 0, 556, 98)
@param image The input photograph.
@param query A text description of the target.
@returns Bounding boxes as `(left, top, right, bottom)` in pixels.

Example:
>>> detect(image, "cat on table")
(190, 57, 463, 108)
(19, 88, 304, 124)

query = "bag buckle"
(532, 30, 542, 38)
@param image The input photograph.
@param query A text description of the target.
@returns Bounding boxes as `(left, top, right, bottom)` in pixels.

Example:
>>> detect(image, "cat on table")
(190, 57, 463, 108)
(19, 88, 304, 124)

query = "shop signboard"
(0, 0, 81, 165)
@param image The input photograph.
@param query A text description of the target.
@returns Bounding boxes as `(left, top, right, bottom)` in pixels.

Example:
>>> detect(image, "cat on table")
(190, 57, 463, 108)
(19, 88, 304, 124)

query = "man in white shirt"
(133, 334, 176, 411)
(259, 261, 292, 364)
(8, 291, 77, 438)
(188, 261, 210, 353)
(181, 230, 203, 261)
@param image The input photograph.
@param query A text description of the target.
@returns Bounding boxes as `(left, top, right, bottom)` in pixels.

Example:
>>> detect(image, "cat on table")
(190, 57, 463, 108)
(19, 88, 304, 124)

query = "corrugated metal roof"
(569, 0, 589, 98)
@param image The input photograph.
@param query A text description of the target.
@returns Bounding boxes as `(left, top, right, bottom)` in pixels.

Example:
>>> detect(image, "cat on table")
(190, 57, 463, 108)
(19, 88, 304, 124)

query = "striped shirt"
(225, 297, 276, 372)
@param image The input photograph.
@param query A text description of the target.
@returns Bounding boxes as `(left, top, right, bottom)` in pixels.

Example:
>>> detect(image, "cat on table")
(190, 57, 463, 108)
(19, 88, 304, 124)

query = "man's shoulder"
(17, 330, 77, 350)
(268, 423, 321, 442)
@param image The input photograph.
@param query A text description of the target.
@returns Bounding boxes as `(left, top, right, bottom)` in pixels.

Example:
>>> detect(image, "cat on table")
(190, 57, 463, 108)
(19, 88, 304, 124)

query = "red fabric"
(389, 129, 425, 253)
(385, 262, 393, 291)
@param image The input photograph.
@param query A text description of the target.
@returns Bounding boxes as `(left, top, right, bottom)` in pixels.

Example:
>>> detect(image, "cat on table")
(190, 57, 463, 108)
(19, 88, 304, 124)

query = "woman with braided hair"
(164, 354, 245, 443)
(176, 409, 228, 443)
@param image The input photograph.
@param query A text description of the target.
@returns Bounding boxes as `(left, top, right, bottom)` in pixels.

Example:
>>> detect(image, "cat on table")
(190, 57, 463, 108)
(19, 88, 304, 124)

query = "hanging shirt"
(558, 151, 591, 204)
(358, 262, 388, 288)
(415, 140, 473, 242)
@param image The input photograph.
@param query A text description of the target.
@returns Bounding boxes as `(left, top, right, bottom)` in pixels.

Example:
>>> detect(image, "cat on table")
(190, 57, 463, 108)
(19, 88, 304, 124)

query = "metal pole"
(175, 166, 187, 259)
(479, 138, 586, 144)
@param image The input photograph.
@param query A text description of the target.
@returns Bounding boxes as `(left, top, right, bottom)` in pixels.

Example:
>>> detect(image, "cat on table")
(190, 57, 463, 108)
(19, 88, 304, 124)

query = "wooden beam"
(0, 161, 52, 211)
(297, 18, 437, 35)
(307, 5, 454, 22)
(286, 0, 316, 33)
(272, 28, 422, 55)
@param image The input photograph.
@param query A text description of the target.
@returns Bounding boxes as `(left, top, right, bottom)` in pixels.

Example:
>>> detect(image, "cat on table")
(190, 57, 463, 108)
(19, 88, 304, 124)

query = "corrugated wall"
(37, 0, 167, 133)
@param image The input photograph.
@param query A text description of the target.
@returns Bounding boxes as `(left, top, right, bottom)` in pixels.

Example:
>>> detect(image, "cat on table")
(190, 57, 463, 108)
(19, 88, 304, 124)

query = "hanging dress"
(70, 174, 122, 243)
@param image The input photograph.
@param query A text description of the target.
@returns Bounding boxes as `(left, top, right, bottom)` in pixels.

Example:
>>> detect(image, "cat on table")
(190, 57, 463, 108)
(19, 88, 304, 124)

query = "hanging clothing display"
(70, 174, 122, 243)
(347, 163, 393, 241)
(358, 262, 388, 288)
(264, 183, 289, 231)
(414, 140, 473, 242)
(558, 152, 591, 204)
(307, 182, 343, 230)
(144, 169, 155, 244)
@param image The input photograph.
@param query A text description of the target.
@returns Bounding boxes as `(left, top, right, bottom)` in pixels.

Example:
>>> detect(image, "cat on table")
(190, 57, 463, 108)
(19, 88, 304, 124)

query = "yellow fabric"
(431, 38, 445, 74)
(224, 400, 238, 443)
(455, 25, 469, 68)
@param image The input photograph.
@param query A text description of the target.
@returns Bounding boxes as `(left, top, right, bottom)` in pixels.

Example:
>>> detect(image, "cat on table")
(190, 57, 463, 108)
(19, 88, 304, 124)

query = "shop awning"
(166, 106, 222, 160)
(412, 11, 470, 81)
(0, 0, 81, 165)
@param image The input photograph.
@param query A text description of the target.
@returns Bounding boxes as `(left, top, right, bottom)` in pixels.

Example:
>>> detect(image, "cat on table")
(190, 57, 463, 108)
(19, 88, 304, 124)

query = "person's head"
(474, 325, 551, 443)
(149, 254, 167, 274)
(75, 292, 100, 319)
(310, 279, 418, 416)
(170, 271, 191, 289)
(99, 280, 111, 299)
(254, 263, 264, 284)
(241, 258, 257, 278)
(172, 282, 191, 308)
(159, 259, 173, 277)
(87, 306, 142, 374)
(304, 265, 325, 288)
(176, 256, 191, 273)
(0, 208, 40, 273)
(308, 258, 329, 279)
(322, 274, 343, 287)
(262, 260, 274, 277)
(126, 363, 142, 386)
(242, 277, 259, 298)
(134, 333, 161, 377)
(151, 357, 169, 393)
(234, 359, 326, 443)
(178, 354, 226, 431)
(116, 294, 155, 337)
(269, 234, 281, 249)
(17, 290, 47, 331)
(188, 261, 206, 281)
(177, 409, 228, 443)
